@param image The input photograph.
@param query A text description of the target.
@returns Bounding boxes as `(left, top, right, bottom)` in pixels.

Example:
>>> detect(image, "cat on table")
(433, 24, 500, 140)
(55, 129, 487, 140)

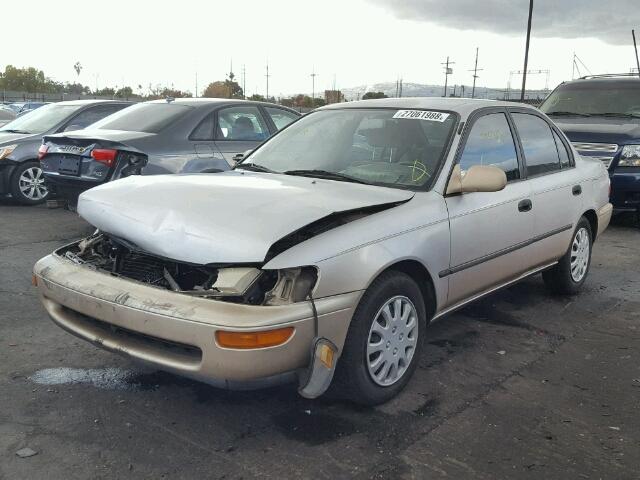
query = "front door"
(444, 110, 534, 307)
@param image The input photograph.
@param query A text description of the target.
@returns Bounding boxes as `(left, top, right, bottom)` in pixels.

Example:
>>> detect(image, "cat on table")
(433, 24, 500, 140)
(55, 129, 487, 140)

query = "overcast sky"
(3, 0, 640, 97)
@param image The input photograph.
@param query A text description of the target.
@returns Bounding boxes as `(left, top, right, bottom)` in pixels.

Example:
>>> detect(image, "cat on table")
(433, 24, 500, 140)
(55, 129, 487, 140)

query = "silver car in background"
(33, 98, 612, 405)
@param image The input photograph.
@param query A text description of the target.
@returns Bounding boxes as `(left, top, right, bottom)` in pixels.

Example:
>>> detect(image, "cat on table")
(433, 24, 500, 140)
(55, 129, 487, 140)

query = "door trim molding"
(439, 224, 572, 278)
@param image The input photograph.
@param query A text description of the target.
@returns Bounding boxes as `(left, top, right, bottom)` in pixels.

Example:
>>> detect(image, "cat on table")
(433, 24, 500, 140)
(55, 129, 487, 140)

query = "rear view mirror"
(446, 164, 507, 195)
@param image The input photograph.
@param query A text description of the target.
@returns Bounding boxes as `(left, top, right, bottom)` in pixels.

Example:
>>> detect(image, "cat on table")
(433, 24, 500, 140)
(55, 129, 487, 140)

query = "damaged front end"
(58, 233, 318, 306)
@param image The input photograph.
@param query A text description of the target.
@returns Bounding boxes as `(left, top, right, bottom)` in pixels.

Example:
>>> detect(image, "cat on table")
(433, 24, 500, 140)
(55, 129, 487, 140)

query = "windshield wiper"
(0, 129, 32, 134)
(545, 111, 592, 117)
(235, 163, 275, 173)
(592, 112, 640, 118)
(283, 169, 371, 185)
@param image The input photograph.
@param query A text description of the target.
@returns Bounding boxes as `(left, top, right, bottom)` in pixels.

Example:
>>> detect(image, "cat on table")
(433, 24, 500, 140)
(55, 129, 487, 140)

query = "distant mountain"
(321, 81, 549, 101)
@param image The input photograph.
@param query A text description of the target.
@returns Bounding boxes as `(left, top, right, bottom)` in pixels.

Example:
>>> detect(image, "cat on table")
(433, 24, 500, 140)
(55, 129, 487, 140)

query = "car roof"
(561, 75, 640, 87)
(54, 99, 133, 106)
(145, 98, 298, 111)
(318, 97, 534, 115)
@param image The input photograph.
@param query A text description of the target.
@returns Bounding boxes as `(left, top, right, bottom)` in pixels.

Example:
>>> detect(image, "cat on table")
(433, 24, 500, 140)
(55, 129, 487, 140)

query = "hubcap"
(366, 295, 418, 387)
(570, 227, 590, 282)
(18, 166, 48, 201)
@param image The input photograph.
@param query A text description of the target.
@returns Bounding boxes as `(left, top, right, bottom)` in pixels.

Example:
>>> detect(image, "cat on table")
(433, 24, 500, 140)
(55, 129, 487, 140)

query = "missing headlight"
(264, 267, 318, 306)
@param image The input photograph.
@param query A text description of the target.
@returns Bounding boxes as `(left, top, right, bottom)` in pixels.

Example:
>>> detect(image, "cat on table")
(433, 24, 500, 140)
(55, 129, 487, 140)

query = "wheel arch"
(582, 209, 598, 240)
(378, 259, 438, 320)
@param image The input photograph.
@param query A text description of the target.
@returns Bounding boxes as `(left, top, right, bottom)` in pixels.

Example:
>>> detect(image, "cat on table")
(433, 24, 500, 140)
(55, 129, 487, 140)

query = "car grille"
(571, 142, 619, 169)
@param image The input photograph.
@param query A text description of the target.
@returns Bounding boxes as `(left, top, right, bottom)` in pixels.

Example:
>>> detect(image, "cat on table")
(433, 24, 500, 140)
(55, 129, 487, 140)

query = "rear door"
(213, 105, 271, 165)
(444, 109, 534, 307)
(188, 110, 230, 172)
(509, 110, 582, 267)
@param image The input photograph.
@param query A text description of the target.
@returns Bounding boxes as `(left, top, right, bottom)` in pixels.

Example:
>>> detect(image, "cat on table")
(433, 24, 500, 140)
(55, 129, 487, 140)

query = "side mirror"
(446, 164, 507, 195)
(64, 124, 84, 132)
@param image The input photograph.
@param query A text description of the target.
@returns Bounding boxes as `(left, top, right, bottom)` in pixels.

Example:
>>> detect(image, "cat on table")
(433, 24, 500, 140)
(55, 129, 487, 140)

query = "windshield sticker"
(410, 160, 429, 182)
(393, 110, 450, 122)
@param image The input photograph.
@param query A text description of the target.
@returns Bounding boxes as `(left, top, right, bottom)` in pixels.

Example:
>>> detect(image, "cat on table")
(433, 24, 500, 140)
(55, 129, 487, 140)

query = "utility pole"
(441, 56, 455, 97)
(633, 30, 640, 79)
(242, 64, 246, 99)
(310, 68, 318, 106)
(521, 0, 534, 101)
(469, 47, 483, 98)
(195, 71, 198, 98)
(265, 61, 271, 100)
(399, 78, 403, 97)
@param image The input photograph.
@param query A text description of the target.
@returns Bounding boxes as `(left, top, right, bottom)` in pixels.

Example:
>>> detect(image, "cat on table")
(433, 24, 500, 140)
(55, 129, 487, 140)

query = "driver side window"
(459, 113, 520, 181)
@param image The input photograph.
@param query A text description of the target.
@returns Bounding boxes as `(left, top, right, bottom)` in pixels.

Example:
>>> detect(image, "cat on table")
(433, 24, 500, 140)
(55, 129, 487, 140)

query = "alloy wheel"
(18, 166, 48, 201)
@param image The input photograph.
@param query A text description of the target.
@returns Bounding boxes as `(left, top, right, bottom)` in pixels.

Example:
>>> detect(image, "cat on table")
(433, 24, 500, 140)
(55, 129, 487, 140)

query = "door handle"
(572, 185, 582, 196)
(518, 199, 533, 212)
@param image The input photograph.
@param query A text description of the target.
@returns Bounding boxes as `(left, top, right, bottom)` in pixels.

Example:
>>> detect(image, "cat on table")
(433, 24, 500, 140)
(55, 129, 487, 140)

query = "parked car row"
(0, 98, 300, 205)
(33, 97, 612, 404)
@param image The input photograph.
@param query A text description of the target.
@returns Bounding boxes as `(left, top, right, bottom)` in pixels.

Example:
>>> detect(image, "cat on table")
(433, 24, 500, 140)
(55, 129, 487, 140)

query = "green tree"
(0, 65, 58, 93)
(248, 94, 266, 101)
(362, 91, 387, 100)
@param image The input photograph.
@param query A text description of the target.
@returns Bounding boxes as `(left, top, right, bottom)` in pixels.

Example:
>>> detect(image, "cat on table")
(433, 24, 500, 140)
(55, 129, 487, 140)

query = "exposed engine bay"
(58, 233, 317, 305)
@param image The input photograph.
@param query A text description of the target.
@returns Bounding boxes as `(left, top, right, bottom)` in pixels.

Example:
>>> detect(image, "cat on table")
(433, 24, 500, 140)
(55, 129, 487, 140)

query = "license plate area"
(59, 156, 81, 176)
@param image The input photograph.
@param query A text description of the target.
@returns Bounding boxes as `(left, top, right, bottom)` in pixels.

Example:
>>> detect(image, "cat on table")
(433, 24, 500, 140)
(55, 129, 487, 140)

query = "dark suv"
(540, 75, 640, 213)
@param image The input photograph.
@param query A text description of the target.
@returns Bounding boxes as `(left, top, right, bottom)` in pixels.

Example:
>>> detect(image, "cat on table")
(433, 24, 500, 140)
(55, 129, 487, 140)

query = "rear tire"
(333, 271, 427, 405)
(10, 161, 49, 205)
(542, 217, 592, 295)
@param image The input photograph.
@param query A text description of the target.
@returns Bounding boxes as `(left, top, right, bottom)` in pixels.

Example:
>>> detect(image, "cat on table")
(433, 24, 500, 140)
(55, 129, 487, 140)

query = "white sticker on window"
(392, 110, 450, 122)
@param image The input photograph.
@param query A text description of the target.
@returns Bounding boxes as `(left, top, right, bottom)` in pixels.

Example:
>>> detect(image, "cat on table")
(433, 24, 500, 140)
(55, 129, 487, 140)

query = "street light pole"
(521, 0, 534, 101)
(311, 68, 318, 107)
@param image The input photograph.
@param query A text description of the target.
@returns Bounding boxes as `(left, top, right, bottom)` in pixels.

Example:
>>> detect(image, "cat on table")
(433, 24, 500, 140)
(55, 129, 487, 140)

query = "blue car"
(540, 74, 640, 213)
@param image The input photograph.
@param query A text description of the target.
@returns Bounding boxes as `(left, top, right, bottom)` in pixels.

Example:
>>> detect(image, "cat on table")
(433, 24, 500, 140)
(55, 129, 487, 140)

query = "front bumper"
(34, 253, 360, 389)
(610, 170, 640, 211)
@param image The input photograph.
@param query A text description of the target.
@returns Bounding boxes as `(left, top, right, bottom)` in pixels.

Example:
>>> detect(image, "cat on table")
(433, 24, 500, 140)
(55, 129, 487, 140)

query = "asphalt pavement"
(1, 201, 639, 479)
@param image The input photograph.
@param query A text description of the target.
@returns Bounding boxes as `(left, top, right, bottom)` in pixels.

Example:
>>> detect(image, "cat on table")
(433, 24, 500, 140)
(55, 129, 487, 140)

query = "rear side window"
(265, 107, 299, 130)
(552, 130, 572, 168)
(459, 113, 520, 181)
(190, 113, 215, 140)
(90, 103, 193, 133)
(512, 113, 560, 176)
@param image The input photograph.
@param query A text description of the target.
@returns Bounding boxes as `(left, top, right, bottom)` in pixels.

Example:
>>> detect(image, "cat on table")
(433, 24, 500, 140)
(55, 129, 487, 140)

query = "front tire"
(10, 161, 49, 205)
(333, 271, 427, 405)
(543, 217, 592, 295)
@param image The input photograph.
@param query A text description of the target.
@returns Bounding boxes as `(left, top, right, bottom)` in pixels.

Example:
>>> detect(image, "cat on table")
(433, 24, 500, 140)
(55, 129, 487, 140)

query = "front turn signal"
(215, 327, 294, 349)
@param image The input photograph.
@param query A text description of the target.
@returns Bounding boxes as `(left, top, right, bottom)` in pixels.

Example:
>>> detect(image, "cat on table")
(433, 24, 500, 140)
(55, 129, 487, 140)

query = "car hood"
(0, 131, 41, 145)
(551, 116, 640, 144)
(77, 171, 414, 265)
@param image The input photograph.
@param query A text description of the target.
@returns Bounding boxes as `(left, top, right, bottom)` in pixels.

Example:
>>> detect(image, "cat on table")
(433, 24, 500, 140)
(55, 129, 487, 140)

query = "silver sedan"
(33, 98, 612, 405)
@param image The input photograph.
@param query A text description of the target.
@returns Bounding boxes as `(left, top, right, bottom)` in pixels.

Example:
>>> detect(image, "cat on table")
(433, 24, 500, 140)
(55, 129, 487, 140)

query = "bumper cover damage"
(34, 252, 359, 391)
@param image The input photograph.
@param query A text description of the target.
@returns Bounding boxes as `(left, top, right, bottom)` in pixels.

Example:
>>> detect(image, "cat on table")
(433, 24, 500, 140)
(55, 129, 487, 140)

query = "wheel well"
(386, 260, 437, 319)
(583, 209, 598, 238)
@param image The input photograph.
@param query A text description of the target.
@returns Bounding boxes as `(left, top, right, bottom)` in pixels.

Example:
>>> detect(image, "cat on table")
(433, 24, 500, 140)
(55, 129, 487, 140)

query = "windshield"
(540, 81, 640, 117)
(0, 103, 83, 134)
(89, 103, 193, 133)
(242, 108, 457, 190)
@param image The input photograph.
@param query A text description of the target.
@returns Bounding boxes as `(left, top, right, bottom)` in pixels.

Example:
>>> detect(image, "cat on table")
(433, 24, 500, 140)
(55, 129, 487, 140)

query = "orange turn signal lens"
(31, 274, 38, 287)
(215, 327, 294, 349)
